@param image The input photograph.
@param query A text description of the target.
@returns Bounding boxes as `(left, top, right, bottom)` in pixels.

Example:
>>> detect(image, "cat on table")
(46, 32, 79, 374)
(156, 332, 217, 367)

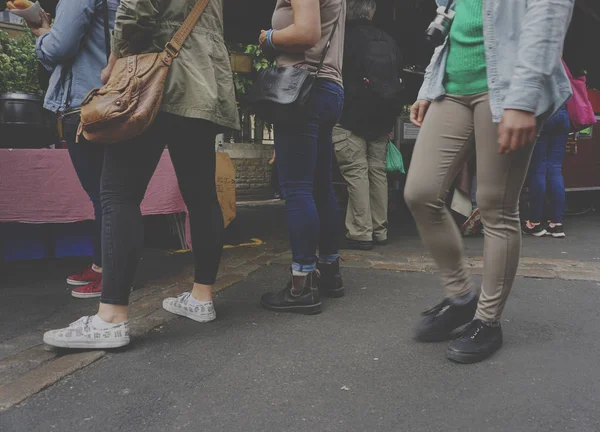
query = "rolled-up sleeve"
(111, 0, 160, 58)
(36, 0, 96, 70)
(503, 0, 575, 113)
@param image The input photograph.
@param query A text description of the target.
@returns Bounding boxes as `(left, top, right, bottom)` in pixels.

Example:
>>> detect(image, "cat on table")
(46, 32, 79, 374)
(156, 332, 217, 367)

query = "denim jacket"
(418, 0, 575, 122)
(36, 0, 118, 113)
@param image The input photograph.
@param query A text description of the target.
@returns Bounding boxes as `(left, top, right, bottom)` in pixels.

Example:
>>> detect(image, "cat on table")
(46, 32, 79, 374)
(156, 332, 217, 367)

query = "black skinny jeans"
(63, 114, 104, 267)
(100, 113, 223, 306)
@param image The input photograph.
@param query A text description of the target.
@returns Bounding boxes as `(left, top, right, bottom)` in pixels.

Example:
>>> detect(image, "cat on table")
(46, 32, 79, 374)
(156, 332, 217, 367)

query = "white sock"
(91, 315, 120, 329)
(91, 266, 102, 274)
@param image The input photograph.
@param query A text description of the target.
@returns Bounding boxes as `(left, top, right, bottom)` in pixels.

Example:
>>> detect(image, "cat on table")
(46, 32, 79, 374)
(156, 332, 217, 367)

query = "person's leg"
(545, 109, 570, 231)
(261, 80, 343, 313)
(98, 118, 168, 320)
(525, 131, 548, 226)
(333, 127, 372, 248)
(260, 102, 321, 314)
(62, 115, 104, 291)
(367, 136, 389, 244)
(405, 95, 476, 298)
(474, 95, 536, 321)
(446, 93, 537, 363)
(404, 94, 478, 342)
(162, 116, 221, 322)
(315, 119, 344, 298)
(43, 117, 167, 349)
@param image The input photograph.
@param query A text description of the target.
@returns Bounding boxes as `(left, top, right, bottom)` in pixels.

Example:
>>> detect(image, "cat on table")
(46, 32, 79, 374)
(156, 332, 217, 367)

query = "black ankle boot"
(414, 293, 478, 342)
(316, 259, 344, 298)
(261, 272, 321, 315)
(446, 319, 503, 364)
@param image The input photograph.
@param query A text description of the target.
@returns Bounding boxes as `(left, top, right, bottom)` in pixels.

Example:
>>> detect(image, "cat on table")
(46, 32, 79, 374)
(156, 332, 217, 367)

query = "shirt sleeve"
(36, 0, 97, 70)
(111, 0, 160, 58)
(503, 0, 575, 113)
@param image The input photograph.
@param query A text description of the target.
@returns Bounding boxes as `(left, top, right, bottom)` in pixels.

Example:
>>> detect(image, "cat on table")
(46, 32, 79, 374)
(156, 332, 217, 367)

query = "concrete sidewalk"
(1, 207, 599, 428)
(2, 266, 600, 432)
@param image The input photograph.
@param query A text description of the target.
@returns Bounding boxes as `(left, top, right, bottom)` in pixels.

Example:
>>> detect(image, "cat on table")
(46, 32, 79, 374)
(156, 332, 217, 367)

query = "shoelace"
(460, 320, 486, 340)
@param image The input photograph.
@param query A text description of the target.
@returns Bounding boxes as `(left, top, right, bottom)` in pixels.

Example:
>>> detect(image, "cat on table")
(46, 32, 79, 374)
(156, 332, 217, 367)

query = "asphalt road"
(3, 265, 600, 432)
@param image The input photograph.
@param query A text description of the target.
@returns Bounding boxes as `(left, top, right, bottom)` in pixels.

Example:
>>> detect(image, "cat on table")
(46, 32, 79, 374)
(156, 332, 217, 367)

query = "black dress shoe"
(316, 259, 344, 298)
(374, 238, 388, 246)
(343, 238, 373, 251)
(261, 272, 321, 315)
(446, 319, 503, 364)
(415, 294, 478, 342)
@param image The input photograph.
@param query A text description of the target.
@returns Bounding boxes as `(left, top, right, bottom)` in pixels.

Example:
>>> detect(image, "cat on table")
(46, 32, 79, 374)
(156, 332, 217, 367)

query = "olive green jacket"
(111, 0, 240, 130)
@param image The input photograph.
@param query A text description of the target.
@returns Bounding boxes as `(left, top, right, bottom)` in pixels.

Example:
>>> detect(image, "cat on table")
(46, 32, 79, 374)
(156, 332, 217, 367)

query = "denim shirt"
(418, 0, 575, 123)
(36, 0, 118, 113)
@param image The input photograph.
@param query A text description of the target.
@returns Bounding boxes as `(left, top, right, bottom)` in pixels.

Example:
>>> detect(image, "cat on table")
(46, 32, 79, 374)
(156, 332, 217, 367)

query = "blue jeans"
(274, 80, 344, 274)
(528, 106, 570, 223)
(63, 114, 104, 267)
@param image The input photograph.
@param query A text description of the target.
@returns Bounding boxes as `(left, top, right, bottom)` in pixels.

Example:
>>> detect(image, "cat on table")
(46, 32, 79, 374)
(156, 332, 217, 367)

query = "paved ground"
(2, 266, 600, 432)
(1, 205, 600, 431)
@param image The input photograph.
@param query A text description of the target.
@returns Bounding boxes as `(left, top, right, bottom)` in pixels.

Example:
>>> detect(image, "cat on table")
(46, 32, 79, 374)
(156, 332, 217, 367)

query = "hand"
(101, 54, 118, 84)
(28, 10, 51, 38)
(100, 65, 113, 85)
(498, 109, 537, 154)
(259, 30, 268, 49)
(410, 100, 431, 127)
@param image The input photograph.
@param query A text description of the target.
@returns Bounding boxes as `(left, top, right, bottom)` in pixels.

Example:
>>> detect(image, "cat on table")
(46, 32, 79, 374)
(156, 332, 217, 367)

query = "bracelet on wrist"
(266, 29, 277, 51)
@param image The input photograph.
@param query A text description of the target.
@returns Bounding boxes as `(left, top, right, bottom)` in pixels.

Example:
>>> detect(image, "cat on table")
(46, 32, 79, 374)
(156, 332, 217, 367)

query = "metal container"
(0, 92, 56, 148)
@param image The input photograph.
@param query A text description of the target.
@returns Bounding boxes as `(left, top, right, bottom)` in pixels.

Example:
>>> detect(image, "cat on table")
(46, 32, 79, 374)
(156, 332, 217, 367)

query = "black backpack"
(341, 23, 405, 139)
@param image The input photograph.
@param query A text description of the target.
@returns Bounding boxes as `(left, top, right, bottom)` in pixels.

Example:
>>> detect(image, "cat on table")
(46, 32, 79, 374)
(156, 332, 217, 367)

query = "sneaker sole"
(260, 300, 322, 315)
(67, 279, 95, 286)
(551, 233, 566, 238)
(445, 339, 503, 364)
(522, 229, 547, 237)
(162, 302, 216, 323)
(43, 334, 130, 349)
(71, 291, 102, 299)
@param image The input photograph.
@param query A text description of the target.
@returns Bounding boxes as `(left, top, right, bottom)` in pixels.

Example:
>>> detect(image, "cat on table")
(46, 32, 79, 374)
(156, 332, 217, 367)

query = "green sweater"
(444, 0, 488, 96)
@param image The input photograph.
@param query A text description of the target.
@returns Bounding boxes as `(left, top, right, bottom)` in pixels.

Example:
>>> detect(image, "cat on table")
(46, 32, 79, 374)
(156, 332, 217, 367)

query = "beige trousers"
(333, 126, 388, 242)
(404, 93, 535, 322)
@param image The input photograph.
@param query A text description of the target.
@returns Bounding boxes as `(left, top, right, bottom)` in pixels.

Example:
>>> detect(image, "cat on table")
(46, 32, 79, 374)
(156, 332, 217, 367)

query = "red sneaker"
(67, 267, 102, 286)
(71, 279, 102, 299)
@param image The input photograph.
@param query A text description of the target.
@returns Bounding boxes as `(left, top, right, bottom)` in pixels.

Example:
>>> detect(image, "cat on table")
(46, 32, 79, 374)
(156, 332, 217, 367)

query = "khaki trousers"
(404, 93, 535, 322)
(333, 126, 388, 242)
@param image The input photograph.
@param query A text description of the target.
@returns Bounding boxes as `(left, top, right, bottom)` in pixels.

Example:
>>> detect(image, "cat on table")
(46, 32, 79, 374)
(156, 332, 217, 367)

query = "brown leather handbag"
(77, 0, 210, 144)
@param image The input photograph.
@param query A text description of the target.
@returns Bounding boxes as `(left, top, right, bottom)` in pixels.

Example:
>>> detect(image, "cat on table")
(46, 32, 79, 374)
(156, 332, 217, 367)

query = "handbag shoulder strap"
(164, 0, 210, 57)
(315, 2, 344, 76)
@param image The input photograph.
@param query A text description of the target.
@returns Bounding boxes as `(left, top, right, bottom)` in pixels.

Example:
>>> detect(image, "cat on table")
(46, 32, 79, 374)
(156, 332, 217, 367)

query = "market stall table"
(0, 149, 191, 259)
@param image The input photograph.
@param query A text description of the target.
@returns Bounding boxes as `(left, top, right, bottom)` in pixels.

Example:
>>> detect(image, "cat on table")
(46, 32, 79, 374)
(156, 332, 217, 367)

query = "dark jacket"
(339, 19, 404, 140)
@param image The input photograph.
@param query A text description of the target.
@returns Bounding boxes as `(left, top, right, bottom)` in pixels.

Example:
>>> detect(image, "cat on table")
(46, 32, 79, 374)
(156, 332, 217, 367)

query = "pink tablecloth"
(0, 149, 191, 246)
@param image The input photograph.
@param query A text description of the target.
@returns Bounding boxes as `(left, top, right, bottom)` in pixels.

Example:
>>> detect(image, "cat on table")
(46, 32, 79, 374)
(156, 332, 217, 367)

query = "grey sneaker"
(162, 292, 216, 323)
(43, 316, 130, 349)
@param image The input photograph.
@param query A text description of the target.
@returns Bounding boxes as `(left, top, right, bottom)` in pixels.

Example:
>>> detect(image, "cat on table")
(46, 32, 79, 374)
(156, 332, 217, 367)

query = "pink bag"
(563, 60, 597, 131)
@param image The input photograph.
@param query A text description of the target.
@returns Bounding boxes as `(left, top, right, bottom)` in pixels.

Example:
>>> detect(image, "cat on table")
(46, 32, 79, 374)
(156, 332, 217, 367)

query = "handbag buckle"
(164, 42, 179, 58)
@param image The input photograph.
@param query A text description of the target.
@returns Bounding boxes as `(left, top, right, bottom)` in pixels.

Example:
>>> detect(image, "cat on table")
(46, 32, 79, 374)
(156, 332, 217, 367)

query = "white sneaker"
(162, 292, 216, 323)
(43, 316, 130, 349)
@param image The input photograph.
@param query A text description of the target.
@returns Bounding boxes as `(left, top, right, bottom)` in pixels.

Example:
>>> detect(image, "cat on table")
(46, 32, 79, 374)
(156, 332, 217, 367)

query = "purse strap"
(315, 3, 344, 76)
(164, 0, 211, 57)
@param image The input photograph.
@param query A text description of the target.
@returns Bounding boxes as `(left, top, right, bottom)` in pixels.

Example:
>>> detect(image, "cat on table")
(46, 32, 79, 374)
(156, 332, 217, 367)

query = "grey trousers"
(333, 126, 388, 242)
(404, 93, 536, 322)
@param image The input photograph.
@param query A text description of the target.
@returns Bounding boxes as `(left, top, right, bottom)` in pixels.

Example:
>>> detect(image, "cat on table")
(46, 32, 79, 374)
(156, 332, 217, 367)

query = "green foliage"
(229, 43, 274, 97)
(0, 30, 42, 94)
